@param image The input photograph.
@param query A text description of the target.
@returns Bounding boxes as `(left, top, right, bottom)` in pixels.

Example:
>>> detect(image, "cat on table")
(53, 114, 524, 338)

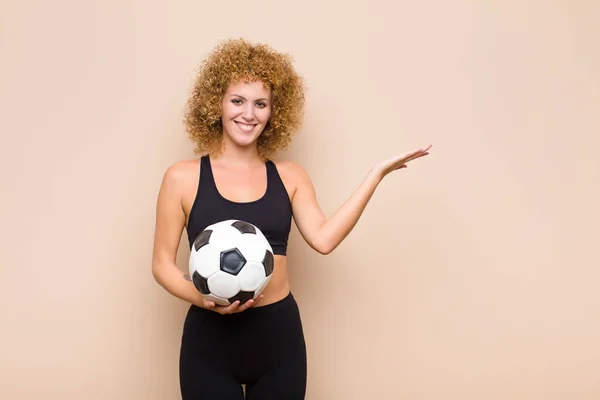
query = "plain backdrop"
(1, 0, 599, 399)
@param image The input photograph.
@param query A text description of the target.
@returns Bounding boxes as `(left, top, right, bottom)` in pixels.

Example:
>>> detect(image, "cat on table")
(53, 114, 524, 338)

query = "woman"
(151, 38, 431, 399)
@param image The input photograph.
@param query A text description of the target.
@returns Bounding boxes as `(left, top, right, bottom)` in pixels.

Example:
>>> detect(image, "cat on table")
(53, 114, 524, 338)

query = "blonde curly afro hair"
(184, 38, 306, 160)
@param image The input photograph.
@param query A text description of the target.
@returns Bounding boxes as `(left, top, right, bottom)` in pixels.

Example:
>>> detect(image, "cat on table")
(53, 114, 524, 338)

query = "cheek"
(221, 103, 235, 119)
(259, 108, 272, 122)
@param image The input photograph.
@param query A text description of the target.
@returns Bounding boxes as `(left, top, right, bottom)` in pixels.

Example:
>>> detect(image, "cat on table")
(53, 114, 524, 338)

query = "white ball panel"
(191, 244, 220, 278)
(208, 225, 243, 251)
(207, 271, 240, 299)
(236, 234, 269, 262)
(253, 275, 272, 299)
(236, 262, 266, 292)
(203, 293, 230, 306)
(205, 220, 237, 232)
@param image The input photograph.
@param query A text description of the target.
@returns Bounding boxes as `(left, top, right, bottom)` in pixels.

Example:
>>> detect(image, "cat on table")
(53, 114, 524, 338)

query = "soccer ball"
(189, 219, 274, 306)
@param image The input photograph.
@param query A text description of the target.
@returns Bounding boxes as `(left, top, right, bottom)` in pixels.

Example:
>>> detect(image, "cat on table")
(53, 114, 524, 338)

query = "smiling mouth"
(235, 122, 257, 133)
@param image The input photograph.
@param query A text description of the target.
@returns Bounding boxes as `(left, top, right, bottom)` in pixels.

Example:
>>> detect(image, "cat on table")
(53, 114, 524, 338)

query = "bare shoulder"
(163, 158, 200, 180)
(273, 159, 311, 184)
(273, 159, 315, 203)
(161, 158, 200, 193)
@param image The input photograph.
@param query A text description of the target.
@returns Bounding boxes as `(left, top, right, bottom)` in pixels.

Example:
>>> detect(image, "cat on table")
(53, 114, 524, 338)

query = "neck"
(210, 136, 264, 167)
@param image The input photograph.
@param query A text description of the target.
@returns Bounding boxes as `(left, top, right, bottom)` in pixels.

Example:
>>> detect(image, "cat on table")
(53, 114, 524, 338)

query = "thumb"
(203, 298, 215, 309)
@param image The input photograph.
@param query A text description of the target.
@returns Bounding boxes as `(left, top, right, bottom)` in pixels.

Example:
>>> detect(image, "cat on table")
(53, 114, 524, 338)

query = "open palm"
(374, 144, 432, 178)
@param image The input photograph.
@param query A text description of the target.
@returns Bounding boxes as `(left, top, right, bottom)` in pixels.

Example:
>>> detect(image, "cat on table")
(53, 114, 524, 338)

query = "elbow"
(151, 261, 165, 284)
(312, 239, 335, 256)
(318, 248, 333, 256)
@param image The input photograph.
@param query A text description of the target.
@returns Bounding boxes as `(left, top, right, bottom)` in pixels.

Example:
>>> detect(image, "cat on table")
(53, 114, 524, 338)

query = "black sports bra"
(186, 155, 292, 256)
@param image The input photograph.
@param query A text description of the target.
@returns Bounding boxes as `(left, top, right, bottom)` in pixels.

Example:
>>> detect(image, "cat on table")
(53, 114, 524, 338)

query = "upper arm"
(151, 164, 186, 273)
(282, 161, 327, 253)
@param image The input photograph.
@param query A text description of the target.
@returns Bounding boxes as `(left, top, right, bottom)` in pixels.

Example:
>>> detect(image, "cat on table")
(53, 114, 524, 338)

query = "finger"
(237, 299, 255, 312)
(239, 294, 265, 312)
(253, 294, 265, 305)
(254, 294, 265, 305)
(399, 150, 421, 161)
(203, 299, 216, 309)
(226, 300, 241, 314)
(213, 301, 238, 314)
(396, 148, 427, 163)
(403, 150, 430, 163)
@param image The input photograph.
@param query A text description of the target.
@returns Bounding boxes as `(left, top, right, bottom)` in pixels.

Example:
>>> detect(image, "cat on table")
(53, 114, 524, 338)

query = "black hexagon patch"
(220, 248, 247, 275)
(228, 291, 255, 305)
(192, 271, 210, 295)
(262, 250, 274, 276)
(193, 229, 212, 251)
(231, 220, 256, 235)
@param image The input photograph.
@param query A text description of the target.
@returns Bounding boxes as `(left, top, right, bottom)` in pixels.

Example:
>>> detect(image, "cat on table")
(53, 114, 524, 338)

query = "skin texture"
(151, 41, 432, 315)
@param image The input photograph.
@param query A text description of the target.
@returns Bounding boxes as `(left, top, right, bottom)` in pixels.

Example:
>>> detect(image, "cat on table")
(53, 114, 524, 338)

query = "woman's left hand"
(372, 144, 432, 179)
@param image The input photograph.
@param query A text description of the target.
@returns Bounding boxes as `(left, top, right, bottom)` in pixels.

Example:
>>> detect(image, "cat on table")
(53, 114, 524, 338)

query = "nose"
(241, 104, 255, 121)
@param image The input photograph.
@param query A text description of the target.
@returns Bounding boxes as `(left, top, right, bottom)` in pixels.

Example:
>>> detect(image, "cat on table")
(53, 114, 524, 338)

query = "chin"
(232, 137, 258, 147)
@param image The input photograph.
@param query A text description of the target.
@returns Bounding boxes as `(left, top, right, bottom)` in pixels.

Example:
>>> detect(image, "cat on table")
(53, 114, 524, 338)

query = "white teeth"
(236, 122, 255, 133)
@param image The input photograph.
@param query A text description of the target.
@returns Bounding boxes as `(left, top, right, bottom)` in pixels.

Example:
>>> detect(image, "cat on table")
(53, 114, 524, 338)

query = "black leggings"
(179, 292, 307, 399)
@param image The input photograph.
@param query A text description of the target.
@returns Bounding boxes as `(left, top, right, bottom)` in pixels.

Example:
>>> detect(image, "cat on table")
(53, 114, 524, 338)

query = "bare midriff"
(255, 255, 290, 306)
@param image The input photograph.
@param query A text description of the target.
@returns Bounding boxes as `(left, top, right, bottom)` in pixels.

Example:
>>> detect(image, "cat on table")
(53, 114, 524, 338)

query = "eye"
(256, 102, 268, 108)
(231, 98, 242, 105)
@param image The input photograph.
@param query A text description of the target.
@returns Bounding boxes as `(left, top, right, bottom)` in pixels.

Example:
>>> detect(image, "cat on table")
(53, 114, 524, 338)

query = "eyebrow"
(230, 94, 270, 102)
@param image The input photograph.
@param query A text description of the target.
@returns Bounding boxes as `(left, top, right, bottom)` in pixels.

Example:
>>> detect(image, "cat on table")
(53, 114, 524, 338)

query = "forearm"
(314, 169, 382, 254)
(152, 261, 205, 308)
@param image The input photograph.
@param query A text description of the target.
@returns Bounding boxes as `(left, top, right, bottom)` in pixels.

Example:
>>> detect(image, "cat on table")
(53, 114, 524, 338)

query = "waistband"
(190, 291, 297, 319)
(244, 291, 295, 315)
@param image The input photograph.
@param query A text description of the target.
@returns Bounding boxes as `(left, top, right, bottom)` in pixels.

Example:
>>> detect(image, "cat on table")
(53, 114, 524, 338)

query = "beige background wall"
(1, 0, 599, 399)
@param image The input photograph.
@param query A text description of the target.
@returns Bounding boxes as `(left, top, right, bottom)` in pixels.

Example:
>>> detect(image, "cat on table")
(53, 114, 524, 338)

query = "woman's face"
(220, 79, 272, 149)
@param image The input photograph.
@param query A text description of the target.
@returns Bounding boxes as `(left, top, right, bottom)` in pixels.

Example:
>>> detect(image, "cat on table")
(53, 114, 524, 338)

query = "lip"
(234, 121, 258, 133)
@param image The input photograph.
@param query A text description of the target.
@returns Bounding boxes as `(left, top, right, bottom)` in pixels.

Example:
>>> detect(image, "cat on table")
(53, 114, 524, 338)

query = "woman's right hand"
(200, 294, 264, 314)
